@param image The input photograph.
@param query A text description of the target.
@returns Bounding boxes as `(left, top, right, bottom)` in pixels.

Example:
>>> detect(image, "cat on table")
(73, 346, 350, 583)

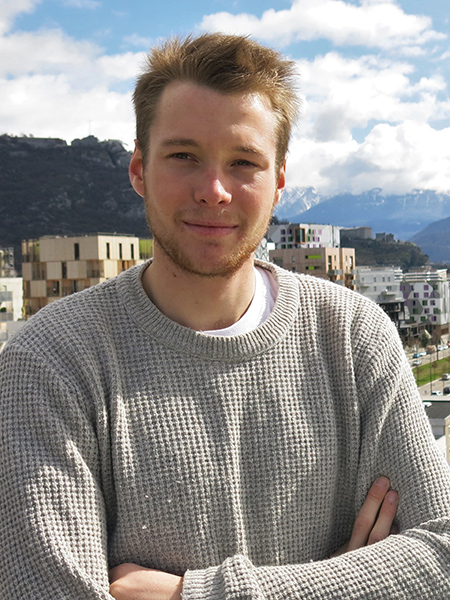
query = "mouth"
(183, 221, 238, 236)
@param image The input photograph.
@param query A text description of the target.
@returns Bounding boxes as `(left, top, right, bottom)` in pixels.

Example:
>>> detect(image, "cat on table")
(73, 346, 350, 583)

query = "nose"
(194, 169, 232, 206)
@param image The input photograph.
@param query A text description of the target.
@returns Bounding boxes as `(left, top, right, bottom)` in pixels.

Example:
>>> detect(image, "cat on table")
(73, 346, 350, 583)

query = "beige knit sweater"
(1, 261, 449, 599)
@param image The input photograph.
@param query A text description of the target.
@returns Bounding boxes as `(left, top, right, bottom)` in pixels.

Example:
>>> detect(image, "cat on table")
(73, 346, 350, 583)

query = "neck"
(142, 252, 256, 331)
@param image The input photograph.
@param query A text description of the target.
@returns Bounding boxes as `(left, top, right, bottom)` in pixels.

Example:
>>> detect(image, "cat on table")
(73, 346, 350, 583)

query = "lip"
(183, 221, 238, 236)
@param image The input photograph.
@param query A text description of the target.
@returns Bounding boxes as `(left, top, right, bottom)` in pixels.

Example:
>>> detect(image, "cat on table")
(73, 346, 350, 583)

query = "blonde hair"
(133, 33, 300, 170)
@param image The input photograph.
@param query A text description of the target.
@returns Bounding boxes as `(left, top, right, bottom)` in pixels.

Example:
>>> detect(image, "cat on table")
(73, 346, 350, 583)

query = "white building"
(353, 266, 406, 329)
(401, 269, 450, 341)
(267, 223, 340, 249)
(0, 277, 24, 349)
(353, 266, 403, 304)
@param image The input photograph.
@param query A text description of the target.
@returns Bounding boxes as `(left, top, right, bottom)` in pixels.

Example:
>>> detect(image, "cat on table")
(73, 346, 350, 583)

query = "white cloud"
(0, 0, 41, 35)
(286, 121, 450, 195)
(283, 50, 450, 195)
(200, 0, 445, 51)
(123, 33, 153, 49)
(0, 20, 143, 147)
(62, 0, 101, 8)
(0, 72, 136, 146)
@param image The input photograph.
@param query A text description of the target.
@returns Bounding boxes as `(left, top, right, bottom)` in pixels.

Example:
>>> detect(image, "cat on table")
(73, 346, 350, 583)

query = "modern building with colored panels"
(267, 223, 341, 250)
(401, 268, 450, 342)
(269, 246, 355, 288)
(22, 233, 145, 317)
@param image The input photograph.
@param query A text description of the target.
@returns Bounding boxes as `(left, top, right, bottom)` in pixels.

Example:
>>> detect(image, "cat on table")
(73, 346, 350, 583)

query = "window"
(62, 262, 67, 279)
(420, 317, 426, 322)
(119, 243, 123, 260)
(131, 244, 135, 260)
(423, 300, 428, 306)
(424, 292, 429, 298)
(294, 228, 306, 244)
(291, 256, 296, 263)
(431, 300, 436, 305)
(432, 316, 437, 322)
(106, 243, 110, 259)
(74, 243, 80, 260)
(414, 293, 419, 298)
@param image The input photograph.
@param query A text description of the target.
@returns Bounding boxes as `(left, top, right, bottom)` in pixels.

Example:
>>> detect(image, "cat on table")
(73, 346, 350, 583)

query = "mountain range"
(1, 134, 449, 269)
(275, 188, 450, 263)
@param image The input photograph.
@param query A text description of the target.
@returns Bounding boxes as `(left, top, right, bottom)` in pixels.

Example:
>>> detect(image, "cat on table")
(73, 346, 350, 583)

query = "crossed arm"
(109, 477, 399, 600)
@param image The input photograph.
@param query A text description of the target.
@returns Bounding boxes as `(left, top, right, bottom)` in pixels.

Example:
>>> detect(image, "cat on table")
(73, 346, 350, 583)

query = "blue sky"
(2, 0, 450, 195)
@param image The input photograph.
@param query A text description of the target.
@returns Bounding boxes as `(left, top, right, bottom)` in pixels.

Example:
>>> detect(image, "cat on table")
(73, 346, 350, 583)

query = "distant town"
(0, 222, 447, 350)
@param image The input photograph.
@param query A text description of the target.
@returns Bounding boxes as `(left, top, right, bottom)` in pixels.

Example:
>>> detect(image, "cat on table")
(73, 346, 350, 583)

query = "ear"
(273, 159, 286, 207)
(129, 141, 145, 198)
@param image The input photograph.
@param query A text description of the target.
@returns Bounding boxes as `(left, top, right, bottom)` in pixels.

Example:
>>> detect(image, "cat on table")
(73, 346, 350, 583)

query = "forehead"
(150, 81, 278, 147)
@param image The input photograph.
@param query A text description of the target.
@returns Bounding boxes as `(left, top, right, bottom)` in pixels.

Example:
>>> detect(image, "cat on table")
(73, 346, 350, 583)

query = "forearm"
(183, 526, 450, 599)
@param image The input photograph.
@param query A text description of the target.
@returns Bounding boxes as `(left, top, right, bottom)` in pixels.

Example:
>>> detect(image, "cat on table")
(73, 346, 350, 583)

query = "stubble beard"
(144, 198, 276, 279)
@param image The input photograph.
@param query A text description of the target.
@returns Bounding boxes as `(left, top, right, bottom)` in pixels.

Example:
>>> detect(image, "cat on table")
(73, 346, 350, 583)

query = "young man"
(1, 34, 449, 600)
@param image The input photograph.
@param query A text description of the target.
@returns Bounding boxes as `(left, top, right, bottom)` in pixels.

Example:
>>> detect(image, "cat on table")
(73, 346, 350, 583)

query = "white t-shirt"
(202, 267, 278, 337)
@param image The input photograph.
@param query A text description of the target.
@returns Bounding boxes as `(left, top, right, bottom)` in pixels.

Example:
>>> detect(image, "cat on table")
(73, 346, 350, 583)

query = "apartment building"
(353, 266, 406, 328)
(267, 223, 341, 249)
(270, 246, 355, 288)
(401, 268, 450, 342)
(0, 277, 24, 348)
(22, 233, 145, 317)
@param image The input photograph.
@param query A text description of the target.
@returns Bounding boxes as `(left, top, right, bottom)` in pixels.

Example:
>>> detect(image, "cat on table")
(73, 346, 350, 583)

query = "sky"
(1, 0, 450, 196)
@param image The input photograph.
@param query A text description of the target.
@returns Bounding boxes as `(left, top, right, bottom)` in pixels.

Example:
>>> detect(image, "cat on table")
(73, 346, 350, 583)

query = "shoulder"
(259, 259, 388, 324)
(7, 263, 146, 356)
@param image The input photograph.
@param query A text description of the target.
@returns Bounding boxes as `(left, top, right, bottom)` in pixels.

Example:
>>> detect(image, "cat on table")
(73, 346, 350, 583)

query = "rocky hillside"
(0, 135, 148, 272)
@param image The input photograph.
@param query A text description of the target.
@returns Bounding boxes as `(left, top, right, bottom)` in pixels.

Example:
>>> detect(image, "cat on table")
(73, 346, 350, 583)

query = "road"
(407, 344, 450, 399)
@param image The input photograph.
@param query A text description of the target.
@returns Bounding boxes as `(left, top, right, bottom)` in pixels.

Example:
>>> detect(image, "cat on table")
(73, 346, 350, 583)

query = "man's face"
(129, 81, 285, 278)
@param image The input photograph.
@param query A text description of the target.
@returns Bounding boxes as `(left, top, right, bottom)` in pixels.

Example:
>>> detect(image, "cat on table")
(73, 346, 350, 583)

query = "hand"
(333, 476, 399, 556)
(109, 563, 183, 600)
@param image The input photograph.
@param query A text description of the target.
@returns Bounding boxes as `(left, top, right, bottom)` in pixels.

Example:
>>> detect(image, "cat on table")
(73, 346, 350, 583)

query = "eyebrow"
(160, 138, 265, 156)
(231, 145, 264, 156)
(160, 138, 199, 148)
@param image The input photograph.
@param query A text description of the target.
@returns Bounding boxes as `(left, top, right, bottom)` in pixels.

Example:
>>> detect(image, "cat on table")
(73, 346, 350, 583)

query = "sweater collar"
(117, 260, 300, 362)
